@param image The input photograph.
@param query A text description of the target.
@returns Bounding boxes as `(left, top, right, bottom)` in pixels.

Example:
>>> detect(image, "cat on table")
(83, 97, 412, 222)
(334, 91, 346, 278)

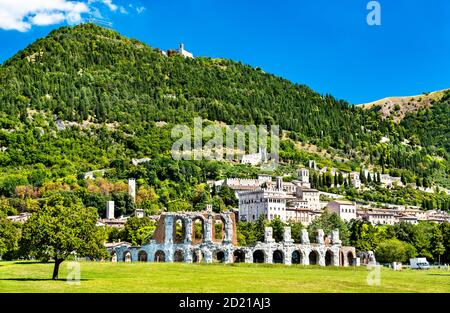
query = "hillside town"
(7, 161, 450, 229)
(213, 162, 450, 227)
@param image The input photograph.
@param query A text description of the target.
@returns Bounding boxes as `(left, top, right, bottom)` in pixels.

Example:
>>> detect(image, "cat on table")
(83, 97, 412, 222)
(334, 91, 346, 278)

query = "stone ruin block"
(316, 229, 324, 244)
(331, 229, 341, 245)
(301, 229, 310, 245)
(264, 227, 275, 243)
(283, 226, 293, 243)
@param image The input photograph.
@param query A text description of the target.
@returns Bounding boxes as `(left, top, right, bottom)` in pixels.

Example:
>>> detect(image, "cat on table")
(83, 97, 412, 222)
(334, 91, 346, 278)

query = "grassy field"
(0, 261, 449, 293)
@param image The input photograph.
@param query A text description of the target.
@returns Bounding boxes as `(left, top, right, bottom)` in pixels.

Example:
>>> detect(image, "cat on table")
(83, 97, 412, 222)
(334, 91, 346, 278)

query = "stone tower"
(128, 178, 136, 203)
(276, 176, 283, 191)
(106, 201, 115, 219)
(297, 168, 309, 184)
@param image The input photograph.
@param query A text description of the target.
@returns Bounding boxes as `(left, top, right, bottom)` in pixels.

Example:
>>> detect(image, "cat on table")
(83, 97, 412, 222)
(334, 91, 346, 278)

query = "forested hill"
(1, 23, 383, 149)
(0, 23, 448, 188)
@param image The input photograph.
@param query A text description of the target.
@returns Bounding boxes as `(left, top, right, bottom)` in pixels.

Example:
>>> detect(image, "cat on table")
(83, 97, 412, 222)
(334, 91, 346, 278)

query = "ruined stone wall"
(107, 212, 360, 267)
(152, 215, 166, 244)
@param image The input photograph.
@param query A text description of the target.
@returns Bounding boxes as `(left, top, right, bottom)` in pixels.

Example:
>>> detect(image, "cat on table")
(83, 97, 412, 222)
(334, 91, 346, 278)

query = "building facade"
(238, 189, 289, 222)
(327, 200, 357, 222)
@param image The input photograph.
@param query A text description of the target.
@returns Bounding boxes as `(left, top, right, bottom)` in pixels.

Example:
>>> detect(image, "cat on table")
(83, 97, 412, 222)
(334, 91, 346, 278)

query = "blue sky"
(0, 0, 449, 104)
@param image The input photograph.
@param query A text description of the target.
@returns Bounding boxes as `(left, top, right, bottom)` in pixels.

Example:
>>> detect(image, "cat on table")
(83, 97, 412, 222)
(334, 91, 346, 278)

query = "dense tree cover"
(401, 91, 450, 157)
(112, 216, 157, 246)
(0, 24, 377, 147)
(0, 23, 448, 190)
(349, 220, 450, 264)
(375, 239, 417, 263)
(0, 217, 20, 257)
(0, 157, 256, 218)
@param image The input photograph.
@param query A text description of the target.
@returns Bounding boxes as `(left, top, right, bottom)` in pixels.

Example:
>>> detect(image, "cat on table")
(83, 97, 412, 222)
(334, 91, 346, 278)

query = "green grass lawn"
(0, 261, 449, 293)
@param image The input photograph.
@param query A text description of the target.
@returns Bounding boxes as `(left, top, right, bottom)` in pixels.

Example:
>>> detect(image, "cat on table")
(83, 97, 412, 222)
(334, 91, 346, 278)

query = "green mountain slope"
(0, 23, 448, 191)
(1, 24, 378, 146)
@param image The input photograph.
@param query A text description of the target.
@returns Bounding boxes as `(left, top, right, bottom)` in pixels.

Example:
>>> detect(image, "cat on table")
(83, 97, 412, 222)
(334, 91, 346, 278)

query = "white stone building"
(178, 43, 194, 58)
(349, 172, 361, 189)
(380, 174, 403, 188)
(220, 171, 321, 223)
(398, 215, 418, 225)
(285, 203, 321, 225)
(296, 168, 311, 188)
(7, 212, 32, 223)
(295, 188, 320, 211)
(238, 189, 290, 222)
(327, 200, 357, 222)
(241, 148, 267, 166)
(359, 208, 398, 225)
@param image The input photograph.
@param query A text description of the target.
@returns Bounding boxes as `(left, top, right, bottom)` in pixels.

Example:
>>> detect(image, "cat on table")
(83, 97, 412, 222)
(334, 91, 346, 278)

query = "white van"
(409, 258, 430, 269)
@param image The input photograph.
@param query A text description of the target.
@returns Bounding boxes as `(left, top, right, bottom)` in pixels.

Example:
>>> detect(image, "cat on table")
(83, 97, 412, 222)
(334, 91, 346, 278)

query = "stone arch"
(192, 216, 205, 244)
(174, 217, 186, 244)
(123, 251, 131, 262)
(308, 250, 319, 265)
(340, 251, 345, 266)
(110, 251, 117, 262)
(273, 250, 284, 264)
(154, 250, 166, 262)
(174, 249, 185, 262)
(192, 249, 204, 263)
(291, 250, 302, 264)
(347, 251, 355, 266)
(325, 250, 334, 266)
(213, 216, 226, 242)
(253, 250, 265, 263)
(138, 250, 148, 262)
(233, 249, 246, 263)
(213, 250, 225, 263)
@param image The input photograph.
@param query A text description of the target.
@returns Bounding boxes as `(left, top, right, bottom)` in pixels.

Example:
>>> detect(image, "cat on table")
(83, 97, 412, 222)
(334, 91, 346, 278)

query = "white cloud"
(128, 4, 146, 15)
(0, 0, 131, 32)
(88, 0, 121, 12)
(136, 6, 145, 14)
(0, 0, 89, 32)
(119, 6, 128, 14)
(30, 12, 66, 26)
(101, 0, 117, 12)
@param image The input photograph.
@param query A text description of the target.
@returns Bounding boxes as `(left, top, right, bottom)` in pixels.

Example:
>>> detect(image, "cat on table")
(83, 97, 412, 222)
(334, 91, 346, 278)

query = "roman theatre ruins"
(107, 210, 358, 266)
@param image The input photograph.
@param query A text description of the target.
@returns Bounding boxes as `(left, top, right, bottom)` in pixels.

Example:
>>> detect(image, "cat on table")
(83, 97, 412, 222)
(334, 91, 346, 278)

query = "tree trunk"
(52, 259, 63, 280)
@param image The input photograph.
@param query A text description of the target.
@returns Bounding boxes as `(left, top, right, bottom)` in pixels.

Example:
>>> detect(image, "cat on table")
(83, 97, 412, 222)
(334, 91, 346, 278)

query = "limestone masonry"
(107, 210, 358, 266)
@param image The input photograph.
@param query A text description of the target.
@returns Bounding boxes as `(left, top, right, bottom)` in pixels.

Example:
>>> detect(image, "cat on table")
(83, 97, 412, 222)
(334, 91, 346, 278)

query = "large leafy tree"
(432, 227, 446, 264)
(122, 216, 156, 246)
(375, 239, 417, 263)
(217, 186, 238, 208)
(20, 194, 108, 280)
(307, 209, 350, 245)
(348, 219, 387, 251)
(0, 217, 21, 258)
(440, 222, 450, 263)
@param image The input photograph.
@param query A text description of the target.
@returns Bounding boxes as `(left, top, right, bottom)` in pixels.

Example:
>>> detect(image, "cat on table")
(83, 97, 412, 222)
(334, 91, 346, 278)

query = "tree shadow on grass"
(0, 278, 90, 282)
(427, 273, 450, 276)
(1, 261, 51, 265)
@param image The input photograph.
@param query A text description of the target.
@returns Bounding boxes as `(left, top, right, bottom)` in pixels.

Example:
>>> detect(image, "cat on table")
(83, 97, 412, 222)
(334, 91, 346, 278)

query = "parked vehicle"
(409, 258, 430, 269)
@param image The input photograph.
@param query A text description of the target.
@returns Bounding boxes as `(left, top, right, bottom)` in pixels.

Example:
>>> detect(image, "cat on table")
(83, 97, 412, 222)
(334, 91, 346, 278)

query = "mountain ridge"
(0, 23, 449, 192)
(357, 89, 449, 123)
